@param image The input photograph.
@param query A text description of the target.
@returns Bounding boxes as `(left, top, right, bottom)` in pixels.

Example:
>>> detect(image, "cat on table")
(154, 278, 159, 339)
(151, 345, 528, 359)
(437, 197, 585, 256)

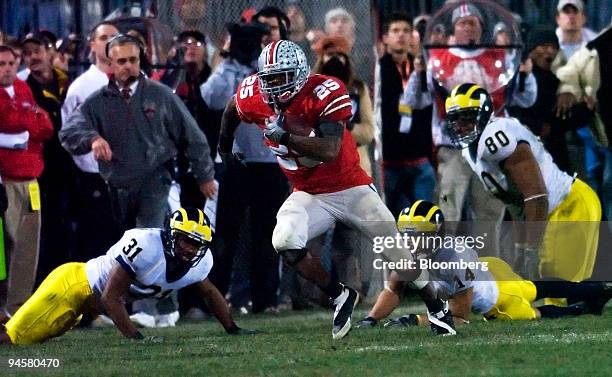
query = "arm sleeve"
(200, 66, 237, 111)
(480, 119, 519, 164)
(168, 93, 215, 183)
(61, 87, 79, 125)
(508, 73, 537, 108)
(318, 78, 353, 122)
(59, 102, 100, 155)
(405, 71, 434, 109)
(556, 47, 593, 97)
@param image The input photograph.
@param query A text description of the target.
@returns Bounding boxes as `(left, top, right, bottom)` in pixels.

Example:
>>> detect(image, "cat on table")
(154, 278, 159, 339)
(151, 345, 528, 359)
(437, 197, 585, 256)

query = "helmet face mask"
(446, 108, 481, 148)
(445, 83, 493, 149)
(164, 208, 212, 268)
(258, 40, 309, 105)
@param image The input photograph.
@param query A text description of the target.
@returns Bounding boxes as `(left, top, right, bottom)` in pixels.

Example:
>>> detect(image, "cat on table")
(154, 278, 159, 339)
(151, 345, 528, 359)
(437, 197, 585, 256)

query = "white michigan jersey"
(85, 228, 213, 300)
(462, 117, 573, 218)
(430, 247, 498, 314)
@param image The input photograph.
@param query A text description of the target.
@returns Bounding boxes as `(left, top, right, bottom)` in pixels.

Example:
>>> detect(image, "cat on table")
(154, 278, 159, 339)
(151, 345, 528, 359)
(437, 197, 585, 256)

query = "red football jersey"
(235, 73, 372, 194)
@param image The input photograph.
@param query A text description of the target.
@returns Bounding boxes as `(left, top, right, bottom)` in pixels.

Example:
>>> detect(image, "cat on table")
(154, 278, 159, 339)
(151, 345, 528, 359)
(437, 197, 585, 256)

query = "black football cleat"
(332, 284, 359, 340)
(427, 301, 456, 336)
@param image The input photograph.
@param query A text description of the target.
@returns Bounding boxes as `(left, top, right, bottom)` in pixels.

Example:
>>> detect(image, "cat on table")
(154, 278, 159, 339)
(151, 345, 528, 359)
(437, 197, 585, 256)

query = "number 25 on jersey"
(314, 78, 340, 100)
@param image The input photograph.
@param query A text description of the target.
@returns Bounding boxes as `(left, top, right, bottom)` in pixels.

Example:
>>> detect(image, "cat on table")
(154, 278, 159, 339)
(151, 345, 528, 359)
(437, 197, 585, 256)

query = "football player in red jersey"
(219, 40, 456, 339)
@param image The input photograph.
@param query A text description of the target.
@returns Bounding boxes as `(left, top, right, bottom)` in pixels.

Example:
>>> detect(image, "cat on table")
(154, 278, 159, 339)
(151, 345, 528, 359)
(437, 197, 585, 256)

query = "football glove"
(264, 114, 289, 145)
(383, 314, 419, 328)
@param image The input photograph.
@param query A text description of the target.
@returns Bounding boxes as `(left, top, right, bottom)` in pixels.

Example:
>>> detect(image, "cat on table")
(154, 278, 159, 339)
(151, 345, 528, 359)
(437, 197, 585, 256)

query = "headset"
(105, 34, 144, 58)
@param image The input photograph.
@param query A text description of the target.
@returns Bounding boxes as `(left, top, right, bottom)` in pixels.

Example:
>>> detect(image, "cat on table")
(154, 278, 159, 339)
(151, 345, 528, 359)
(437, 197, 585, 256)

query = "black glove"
(226, 323, 260, 335)
(218, 135, 247, 169)
(0, 182, 7, 215)
(218, 148, 246, 169)
(383, 314, 419, 328)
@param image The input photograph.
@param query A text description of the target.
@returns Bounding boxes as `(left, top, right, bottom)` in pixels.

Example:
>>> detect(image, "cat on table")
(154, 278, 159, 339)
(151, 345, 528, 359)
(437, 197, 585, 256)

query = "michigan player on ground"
(355, 201, 611, 328)
(0, 207, 256, 345)
(219, 40, 456, 339)
(445, 83, 601, 282)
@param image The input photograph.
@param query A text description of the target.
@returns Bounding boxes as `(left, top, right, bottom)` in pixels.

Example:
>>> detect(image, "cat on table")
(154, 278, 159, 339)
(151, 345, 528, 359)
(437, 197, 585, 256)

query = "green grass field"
(4, 303, 612, 376)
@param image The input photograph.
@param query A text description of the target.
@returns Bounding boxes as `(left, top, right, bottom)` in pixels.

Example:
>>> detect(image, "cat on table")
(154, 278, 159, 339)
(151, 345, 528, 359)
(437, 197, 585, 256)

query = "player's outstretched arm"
(195, 278, 258, 335)
(101, 265, 143, 340)
(285, 121, 343, 162)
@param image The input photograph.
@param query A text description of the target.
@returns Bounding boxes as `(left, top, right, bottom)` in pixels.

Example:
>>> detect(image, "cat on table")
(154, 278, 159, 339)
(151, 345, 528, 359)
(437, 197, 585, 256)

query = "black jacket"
(378, 53, 433, 163)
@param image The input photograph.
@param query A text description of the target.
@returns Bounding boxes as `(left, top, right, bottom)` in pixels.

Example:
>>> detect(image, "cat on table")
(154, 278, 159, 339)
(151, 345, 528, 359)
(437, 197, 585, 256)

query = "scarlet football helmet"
(257, 40, 310, 105)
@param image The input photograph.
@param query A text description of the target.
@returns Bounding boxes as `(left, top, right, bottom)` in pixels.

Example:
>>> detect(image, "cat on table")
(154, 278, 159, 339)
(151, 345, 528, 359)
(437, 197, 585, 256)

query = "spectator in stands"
(0, 45, 53, 321)
(554, 0, 601, 198)
(324, 7, 356, 51)
(286, 2, 314, 63)
(554, 0, 597, 68)
(61, 21, 120, 262)
(174, 30, 214, 209)
(508, 26, 573, 173)
(374, 12, 435, 217)
(253, 6, 290, 47)
(21, 33, 77, 282)
(556, 24, 612, 229)
(203, 22, 287, 314)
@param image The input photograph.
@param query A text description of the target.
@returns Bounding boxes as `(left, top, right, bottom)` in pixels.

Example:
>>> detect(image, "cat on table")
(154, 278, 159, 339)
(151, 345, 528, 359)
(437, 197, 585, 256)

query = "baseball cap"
(176, 30, 207, 45)
(451, 3, 484, 25)
(20, 32, 52, 49)
(557, 0, 584, 12)
(525, 25, 559, 54)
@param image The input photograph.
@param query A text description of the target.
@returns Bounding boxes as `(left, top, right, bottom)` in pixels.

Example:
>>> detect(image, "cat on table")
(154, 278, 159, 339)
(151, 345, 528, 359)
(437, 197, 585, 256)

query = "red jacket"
(0, 79, 53, 180)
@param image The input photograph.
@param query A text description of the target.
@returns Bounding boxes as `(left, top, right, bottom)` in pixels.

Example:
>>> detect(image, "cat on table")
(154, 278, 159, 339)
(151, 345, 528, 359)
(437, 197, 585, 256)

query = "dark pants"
(209, 162, 288, 313)
(108, 167, 172, 231)
(73, 172, 121, 262)
(37, 168, 78, 286)
(383, 160, 436, 218)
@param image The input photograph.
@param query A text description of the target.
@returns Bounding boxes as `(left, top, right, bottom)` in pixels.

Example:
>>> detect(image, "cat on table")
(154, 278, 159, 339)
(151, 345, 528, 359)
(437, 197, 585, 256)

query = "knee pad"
(279, 249, 308, 267)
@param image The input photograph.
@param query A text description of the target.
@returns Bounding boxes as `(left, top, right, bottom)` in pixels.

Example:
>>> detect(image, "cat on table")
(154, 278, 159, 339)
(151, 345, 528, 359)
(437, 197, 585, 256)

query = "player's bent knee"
(279, 249, 308, 267)
(272, 221, 306, 251)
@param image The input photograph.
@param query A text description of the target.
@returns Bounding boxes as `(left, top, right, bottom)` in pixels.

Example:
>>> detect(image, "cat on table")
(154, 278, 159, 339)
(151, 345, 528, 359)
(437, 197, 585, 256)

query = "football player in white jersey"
(444, 83, 601, 283)
(1, 207, 256, 345)
(355, 201, 610, 328)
